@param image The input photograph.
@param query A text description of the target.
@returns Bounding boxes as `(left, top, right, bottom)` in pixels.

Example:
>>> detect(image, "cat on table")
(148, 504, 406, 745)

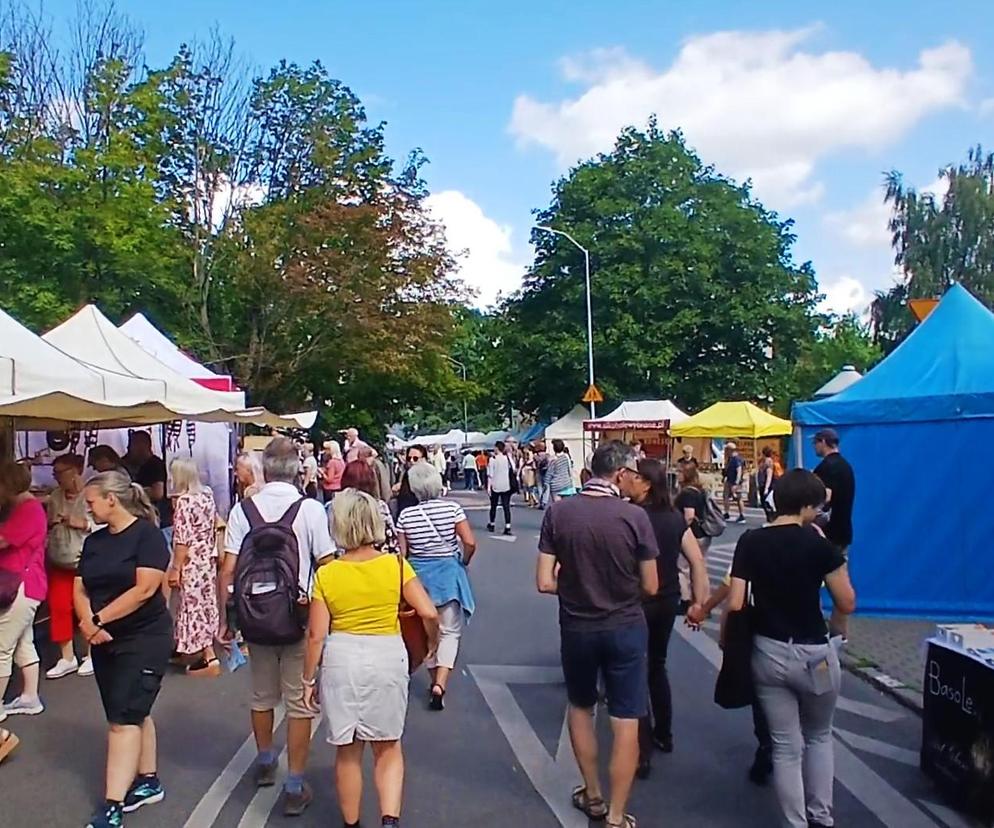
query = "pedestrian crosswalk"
(706, 541, 737, 583)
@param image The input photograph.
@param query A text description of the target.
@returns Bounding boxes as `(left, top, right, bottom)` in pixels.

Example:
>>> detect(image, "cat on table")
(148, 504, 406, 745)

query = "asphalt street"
(1, 491, 973, 828)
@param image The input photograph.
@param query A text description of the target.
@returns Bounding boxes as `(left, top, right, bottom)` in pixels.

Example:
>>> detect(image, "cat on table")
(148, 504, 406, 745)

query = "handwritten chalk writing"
(928, 659, 977, 717)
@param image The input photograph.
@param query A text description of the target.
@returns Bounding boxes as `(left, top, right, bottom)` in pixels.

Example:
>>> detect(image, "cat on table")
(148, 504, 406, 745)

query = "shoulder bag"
(397, 553, 429, 674)
(714, 583, 755, 709)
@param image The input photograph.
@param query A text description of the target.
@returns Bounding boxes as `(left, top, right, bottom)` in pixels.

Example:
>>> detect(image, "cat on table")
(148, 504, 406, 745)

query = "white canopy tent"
(585, 399, 689, 428)
(43, 306, 315, 430)
(813, 365, 863, 399)
(120, 313, 236, 390)
(0, 306, 182, 428)
(544, 404, 589, 483)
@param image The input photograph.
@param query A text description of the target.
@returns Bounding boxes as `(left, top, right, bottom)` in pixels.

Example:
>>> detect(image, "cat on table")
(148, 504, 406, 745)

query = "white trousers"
(425, 600, 463, 670)
(0, 584, 40, 679)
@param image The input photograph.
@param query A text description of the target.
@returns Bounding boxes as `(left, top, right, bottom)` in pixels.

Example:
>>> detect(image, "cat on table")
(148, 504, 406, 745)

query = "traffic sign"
(581, 384, 603, 403)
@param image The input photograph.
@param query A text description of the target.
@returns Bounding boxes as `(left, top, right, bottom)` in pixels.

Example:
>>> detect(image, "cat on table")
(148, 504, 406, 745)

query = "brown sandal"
(607, 816, 637, 828)
(0, 728, 20, 764)
(571, 786, 608, 821)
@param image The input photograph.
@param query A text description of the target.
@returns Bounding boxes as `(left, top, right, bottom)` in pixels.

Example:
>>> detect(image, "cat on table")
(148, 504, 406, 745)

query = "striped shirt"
(396, 499, 467, 559)
(547, 453, 574, 493)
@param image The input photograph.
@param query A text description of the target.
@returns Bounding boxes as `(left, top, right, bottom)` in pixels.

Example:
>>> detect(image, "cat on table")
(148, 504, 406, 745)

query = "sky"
(47, 1, 994, 313)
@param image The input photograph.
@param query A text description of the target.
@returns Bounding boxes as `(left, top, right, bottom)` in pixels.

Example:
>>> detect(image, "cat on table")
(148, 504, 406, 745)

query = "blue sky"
(50, 1, 994, 312)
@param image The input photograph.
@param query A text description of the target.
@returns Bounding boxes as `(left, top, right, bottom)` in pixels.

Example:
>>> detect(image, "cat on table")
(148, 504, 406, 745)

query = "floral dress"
(173, 489, 219, 654)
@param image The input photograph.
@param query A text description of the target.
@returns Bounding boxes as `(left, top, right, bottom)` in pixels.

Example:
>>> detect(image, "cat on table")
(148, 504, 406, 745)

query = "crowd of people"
(0, 421, 857, 828)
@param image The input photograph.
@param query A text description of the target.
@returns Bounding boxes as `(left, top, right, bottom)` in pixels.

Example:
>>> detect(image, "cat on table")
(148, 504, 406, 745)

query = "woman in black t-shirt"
(726, 470, 855, 828)
(74, 471, 172, 828)
(627, 460, 710, 779)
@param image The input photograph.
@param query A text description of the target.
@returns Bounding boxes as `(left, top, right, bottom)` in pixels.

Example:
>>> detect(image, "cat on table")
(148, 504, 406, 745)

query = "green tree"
(873, 145, 994, 349)
(500, 122, 820, 418)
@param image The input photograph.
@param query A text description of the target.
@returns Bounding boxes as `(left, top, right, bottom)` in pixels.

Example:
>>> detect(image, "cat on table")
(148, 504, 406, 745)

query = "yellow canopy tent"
(670, 401, 792, 439)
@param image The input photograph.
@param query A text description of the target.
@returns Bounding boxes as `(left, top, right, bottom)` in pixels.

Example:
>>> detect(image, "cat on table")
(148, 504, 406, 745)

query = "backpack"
(700, 491, 726, 538)
(234, 498, 310, 646)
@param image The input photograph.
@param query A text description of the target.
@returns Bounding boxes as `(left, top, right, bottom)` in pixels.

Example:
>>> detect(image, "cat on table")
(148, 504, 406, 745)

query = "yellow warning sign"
(909, 298, 939, 323)
(582, 384, 604, 403)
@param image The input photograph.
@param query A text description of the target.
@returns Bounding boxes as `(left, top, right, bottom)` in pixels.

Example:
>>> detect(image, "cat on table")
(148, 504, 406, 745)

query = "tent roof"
(794, 284, 994, 425)
(43, 306, 315, 429)
(813, 365, 863, 399)
(45, 306, 247, 413)
(119, 313, 226, 380)
(671, 401, 792, 438)
(0, 306, 191, 426)
(586, 399, 688, 430)
(545, 404, 588, 439)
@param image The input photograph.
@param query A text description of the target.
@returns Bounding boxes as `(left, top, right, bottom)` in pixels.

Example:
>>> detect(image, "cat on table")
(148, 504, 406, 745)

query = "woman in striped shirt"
(396, 463, 477, 711)
(546, 439, 576, 501)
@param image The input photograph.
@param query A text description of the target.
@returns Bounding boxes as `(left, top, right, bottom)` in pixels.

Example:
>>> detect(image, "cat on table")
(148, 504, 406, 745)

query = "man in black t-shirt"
(813, 428, 856, 637)
(125, 431, 173, 538)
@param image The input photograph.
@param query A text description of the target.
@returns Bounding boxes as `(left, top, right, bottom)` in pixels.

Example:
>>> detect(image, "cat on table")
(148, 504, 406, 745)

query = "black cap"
(813, 428, 840, 447)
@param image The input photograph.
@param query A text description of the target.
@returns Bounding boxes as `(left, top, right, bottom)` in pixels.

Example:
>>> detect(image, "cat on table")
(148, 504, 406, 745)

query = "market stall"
(921, 625, 994, 824)
(670, 400, 791, 466)
(792, 284, 994, 618)
(544, 405, 588, 484)
(584, 400, 689, 460)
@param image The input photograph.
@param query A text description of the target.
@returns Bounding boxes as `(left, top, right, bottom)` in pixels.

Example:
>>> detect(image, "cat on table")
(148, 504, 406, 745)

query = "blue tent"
(792, 284, 994, 619)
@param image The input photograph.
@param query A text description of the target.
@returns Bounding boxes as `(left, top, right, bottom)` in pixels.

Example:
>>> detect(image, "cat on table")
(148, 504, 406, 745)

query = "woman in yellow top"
(303, 489, 438, 828)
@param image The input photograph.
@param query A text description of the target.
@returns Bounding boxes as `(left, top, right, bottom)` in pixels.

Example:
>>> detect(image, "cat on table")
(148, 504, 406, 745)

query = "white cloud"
(425, 190, 526, 308)
(509, 28, 971, 207)
(980, 97, 994, 116)
(824, 191, 892, 249)
(818, 274, 869, 315)
(824, 172, 951, 253)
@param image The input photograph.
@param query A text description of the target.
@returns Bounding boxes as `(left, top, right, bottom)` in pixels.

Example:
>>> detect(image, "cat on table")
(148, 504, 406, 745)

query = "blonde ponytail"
(87, 471, 159, 526)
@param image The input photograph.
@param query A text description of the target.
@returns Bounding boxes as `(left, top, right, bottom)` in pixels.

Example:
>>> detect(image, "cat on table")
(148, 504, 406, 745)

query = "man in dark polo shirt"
(813, 427, 856, 638)
(537, 441, 659, 828)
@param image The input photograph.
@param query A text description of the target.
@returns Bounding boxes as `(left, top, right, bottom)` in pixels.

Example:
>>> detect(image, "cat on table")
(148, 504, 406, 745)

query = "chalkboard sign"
(921, 640, 994, 825)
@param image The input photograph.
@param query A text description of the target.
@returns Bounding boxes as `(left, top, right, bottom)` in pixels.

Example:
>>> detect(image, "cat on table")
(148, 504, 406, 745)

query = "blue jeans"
(463, 470, 476, 490)
(561, 620, 648, 719)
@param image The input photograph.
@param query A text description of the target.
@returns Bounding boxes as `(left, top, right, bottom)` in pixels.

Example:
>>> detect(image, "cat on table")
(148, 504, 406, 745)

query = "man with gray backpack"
(219, 437, 334, 817)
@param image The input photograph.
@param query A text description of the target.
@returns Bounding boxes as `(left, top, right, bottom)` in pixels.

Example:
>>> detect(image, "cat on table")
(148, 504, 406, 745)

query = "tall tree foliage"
(872, 146, 994, 349)
(499, 123, 822, 418)
(0, 2, 462, 432)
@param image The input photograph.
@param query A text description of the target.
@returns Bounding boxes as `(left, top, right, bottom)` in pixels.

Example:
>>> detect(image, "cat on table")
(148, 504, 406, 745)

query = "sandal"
(606, 816, 637, 828)
(187, 657, 222, 677)
(0, 728, 20, 764)
(571, 786, 608, 821)
(429, 684, 445, 711)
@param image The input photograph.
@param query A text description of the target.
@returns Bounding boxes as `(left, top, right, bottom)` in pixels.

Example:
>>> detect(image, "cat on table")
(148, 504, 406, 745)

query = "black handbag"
(714, 587, 755, 709)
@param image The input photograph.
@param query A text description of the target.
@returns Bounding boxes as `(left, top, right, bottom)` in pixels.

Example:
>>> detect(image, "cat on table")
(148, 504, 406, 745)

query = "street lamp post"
(535, 226, 596, 418)
(446, 355, 469, 444)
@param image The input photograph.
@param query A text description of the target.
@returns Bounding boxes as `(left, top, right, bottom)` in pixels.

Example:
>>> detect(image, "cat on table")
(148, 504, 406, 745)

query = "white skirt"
(320, 632, 409, 746)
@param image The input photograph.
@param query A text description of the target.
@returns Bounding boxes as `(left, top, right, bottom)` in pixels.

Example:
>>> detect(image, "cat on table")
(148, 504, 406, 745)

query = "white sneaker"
(46, 658, 79, 680)
(0, 707, 6, 723)
(78, 656, 94, 677)
(4, 696, 44, 716)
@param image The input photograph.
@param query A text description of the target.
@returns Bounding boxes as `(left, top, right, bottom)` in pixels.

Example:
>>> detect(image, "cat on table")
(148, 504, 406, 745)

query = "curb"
(839, 650, 923, 714)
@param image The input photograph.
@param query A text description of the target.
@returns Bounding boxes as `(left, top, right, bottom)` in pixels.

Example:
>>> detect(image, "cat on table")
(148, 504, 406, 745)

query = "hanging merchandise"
(46, 431, 70, 452)
(165, 420, 183, 453)
(186, 419, 197, 452)
(83, 428, 99, 451)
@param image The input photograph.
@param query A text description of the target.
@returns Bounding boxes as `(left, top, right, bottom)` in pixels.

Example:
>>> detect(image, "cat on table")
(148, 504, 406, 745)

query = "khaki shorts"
(247, 639, 312, 719)
(0, 585, 40, 679)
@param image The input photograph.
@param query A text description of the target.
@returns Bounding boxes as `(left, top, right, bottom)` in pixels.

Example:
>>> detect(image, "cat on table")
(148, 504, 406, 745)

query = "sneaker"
(78, 657, 95, 677)
(486, 523, 495, 533)
(653, 734, 673, 753)
(722, 512, 730, 520)
(283, 781, 313, 816)
(85, 802, 123, 828)
(123, 776, 165, 813)
(736, 516, 747, 524)
(4, 696, 44, 716)
(503, 527, 512, 536)
(47, 658, 79, 680)
(253, 758, 278, 787)
(635, 758, 652, 780)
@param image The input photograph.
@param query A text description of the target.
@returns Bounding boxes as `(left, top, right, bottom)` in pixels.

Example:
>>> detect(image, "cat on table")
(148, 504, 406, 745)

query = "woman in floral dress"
(166, 458, 221, 677)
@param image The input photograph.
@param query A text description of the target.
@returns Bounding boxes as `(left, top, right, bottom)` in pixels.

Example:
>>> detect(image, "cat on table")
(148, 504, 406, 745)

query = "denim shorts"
(561, 620, 648, 719)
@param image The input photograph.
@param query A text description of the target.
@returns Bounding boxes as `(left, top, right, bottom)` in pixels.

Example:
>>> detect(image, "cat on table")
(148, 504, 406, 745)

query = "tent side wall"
(797, 419, 994, 619)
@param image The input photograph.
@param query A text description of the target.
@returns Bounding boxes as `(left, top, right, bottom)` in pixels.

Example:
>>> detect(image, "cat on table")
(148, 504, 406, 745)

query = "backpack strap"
(241, 497, 265, 530)
(276, 499, 305, 530)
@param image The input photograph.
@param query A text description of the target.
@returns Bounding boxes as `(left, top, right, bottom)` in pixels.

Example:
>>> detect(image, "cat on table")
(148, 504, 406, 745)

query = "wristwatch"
(91, 613, 104, 629)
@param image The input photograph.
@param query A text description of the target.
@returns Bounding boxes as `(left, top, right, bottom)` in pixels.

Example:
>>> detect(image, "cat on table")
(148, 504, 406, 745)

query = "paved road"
(2, 492, 974, 827)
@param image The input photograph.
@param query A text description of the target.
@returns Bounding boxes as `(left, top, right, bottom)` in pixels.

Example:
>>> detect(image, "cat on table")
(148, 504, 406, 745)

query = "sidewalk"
(841, 616, 943, 712)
